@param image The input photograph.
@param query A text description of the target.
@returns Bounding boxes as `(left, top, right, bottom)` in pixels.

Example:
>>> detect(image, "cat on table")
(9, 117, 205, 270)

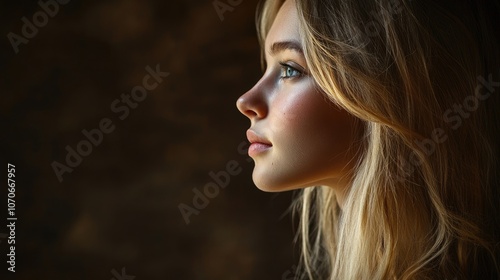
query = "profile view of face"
(236, 0, 361, 200)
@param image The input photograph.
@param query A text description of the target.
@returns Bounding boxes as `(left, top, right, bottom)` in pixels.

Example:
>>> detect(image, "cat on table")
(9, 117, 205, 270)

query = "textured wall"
(0, 1, 298, 279)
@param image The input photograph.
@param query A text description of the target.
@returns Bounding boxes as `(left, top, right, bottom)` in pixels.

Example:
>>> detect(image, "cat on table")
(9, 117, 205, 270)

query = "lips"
(246, 130, 272, 156)
(246, 130, 271, 145)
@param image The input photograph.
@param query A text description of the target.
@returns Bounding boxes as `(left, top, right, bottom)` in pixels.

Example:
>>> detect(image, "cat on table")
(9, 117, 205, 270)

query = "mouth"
(246, 129, 272, 157)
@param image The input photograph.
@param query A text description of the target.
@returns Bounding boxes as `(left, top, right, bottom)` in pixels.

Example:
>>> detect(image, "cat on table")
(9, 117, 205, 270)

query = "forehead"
(264, 0, 300, 51)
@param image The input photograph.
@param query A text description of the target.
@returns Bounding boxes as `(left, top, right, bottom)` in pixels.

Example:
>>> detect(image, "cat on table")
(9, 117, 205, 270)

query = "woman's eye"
(279, 63, 302, 79)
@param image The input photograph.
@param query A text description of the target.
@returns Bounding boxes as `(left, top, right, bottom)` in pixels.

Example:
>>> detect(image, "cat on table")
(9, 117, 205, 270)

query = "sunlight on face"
(236, 0, 361, 202)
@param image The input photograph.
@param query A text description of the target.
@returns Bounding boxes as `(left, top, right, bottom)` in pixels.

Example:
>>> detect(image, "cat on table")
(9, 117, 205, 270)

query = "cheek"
(269, 85, 356, 182)
(271, 82, 322, 129)
(272, 85, 351, 152)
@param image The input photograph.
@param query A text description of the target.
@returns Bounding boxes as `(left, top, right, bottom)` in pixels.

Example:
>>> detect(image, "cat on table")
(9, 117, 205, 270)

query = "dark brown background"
(0, 0, 298, 279)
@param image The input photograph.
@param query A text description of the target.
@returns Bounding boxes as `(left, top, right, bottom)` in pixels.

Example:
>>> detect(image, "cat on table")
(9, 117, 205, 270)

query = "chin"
(254, 183, 287, 192)
(252, 173, 307, 193)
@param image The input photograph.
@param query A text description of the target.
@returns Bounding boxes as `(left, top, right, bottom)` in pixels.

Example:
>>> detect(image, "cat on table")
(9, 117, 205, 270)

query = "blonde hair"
(256, 0, 500, 279)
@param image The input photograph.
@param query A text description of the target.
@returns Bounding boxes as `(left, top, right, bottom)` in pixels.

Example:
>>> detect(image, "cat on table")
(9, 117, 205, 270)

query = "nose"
(236, 82, 268, 120)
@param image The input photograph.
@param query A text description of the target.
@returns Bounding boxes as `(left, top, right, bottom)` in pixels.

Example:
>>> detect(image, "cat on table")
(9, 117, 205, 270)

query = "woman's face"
(236, 0, 360, 199)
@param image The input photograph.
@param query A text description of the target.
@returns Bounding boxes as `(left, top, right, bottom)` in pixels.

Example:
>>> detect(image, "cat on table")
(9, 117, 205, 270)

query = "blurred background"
(0, 0, 298, 279)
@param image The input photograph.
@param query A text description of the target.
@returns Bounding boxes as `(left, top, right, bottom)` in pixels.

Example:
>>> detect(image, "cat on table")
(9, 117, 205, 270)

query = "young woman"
(236, 0, 500, 279)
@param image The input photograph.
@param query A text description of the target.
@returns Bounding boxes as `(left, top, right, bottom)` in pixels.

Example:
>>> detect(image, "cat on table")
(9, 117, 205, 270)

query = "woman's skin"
(236, 0, 361, 206)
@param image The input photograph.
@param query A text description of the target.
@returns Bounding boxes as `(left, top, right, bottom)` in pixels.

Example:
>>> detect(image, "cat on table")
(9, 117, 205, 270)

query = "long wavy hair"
(255, 0, 500, 279)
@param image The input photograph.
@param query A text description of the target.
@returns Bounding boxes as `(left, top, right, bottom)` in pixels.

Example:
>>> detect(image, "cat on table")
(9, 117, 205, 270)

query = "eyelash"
(279, 62, 303, 80)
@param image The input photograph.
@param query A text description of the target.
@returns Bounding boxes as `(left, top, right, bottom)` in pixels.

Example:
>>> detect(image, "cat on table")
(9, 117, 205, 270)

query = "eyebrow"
(268, 40, 304, 57)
